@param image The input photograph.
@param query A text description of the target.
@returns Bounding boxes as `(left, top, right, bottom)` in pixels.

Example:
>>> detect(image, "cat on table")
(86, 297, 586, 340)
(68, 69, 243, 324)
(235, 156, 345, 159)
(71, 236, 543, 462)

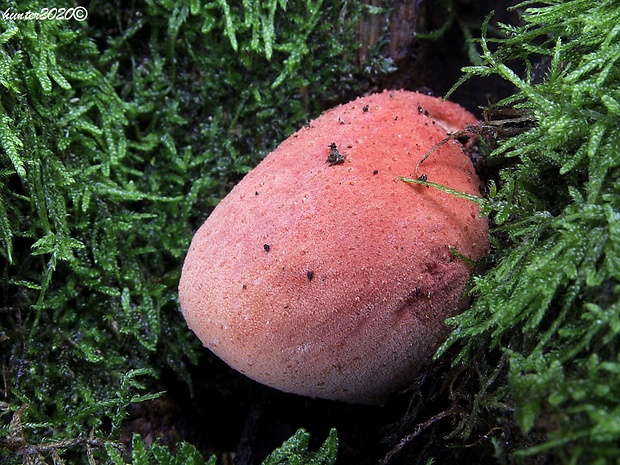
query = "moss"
(431, 1, 620, 462)
(0, 0, 364, 462)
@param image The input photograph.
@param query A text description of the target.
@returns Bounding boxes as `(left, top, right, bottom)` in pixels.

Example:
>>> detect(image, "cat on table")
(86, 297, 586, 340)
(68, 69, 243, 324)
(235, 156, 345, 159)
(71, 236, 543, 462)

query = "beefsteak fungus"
(179, 90, 488, 404)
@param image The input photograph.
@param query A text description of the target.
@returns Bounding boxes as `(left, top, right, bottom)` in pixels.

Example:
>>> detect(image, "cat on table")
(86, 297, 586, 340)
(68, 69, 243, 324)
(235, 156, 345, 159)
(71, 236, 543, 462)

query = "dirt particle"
(327, 142, 345, 166)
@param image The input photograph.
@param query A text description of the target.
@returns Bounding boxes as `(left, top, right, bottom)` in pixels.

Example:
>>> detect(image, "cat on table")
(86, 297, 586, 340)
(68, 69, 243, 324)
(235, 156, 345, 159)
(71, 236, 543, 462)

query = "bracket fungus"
(179, 90, 489, 404)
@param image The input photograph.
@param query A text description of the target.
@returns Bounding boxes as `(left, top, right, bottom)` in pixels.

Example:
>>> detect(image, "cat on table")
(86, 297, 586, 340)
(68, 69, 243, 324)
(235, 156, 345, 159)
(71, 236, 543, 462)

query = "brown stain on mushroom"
(179, 90, 488, 404)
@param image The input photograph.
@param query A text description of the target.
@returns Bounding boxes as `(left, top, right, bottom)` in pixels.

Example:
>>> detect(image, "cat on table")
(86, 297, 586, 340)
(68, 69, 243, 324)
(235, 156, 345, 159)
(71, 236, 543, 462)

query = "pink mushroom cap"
(179, 90, 488, 404)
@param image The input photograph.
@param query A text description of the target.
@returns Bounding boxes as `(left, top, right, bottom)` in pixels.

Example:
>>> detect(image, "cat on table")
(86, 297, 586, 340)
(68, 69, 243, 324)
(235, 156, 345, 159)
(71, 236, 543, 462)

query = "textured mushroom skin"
(179, 90, 488, 404)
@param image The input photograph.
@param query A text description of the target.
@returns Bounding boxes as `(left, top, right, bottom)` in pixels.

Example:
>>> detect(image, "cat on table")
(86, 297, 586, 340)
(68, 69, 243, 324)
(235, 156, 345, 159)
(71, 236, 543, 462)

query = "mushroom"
(179, 90, 488, 404)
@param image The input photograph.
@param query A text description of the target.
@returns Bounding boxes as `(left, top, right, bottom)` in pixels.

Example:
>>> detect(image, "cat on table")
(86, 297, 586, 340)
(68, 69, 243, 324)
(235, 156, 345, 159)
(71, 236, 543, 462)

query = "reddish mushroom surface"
(179, 90, 488, 404)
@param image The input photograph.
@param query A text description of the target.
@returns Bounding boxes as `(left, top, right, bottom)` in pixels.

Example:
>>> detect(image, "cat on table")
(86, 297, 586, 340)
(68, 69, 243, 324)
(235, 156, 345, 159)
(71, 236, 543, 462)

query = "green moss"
(435, 1, 620, 462)
(105, 428, 336, 465)
(0, 0, 364, 462)
(262, 428, 338, 465)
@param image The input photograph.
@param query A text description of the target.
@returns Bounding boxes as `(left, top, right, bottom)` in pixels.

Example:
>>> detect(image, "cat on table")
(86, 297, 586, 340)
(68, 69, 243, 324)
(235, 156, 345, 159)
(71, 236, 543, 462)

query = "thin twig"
(414, 109, 536, 177)
(380, 408, 460, 465)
